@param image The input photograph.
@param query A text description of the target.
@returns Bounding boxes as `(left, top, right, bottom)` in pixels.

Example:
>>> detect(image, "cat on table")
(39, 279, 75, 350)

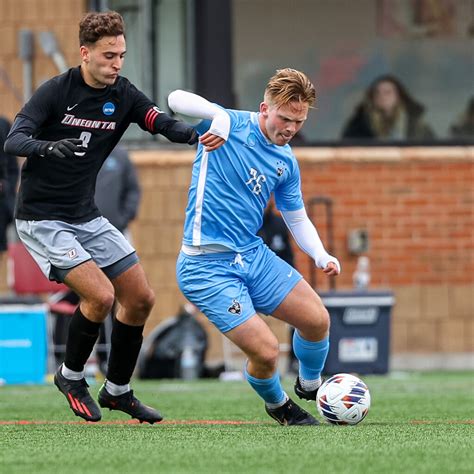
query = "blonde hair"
(264, 68, 316, 108)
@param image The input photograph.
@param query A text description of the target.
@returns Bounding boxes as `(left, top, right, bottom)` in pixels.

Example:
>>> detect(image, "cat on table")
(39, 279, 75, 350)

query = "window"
(108, 0, 192, 144)
(105, 0, 473, 144)
(232, 0, 474, 143)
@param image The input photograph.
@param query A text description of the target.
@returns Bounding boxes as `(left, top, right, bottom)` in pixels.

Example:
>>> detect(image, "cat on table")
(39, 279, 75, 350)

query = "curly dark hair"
(79, 11, 125, 46)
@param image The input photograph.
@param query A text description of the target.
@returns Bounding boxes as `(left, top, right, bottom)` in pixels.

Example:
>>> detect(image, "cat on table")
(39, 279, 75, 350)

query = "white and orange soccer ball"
(316, 373, 371, 425)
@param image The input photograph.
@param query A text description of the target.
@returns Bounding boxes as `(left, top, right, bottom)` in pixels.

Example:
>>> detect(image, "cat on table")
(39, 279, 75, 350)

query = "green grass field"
(0, 371, 473, 474)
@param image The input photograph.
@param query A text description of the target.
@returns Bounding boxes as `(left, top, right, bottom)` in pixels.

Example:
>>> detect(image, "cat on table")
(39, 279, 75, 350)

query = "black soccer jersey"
(10, 67, 167, 223)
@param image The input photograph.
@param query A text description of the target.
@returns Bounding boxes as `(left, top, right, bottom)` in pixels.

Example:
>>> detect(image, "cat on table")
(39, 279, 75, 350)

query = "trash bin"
(0, 303, 48, 384)
(320, 291, 395, 375)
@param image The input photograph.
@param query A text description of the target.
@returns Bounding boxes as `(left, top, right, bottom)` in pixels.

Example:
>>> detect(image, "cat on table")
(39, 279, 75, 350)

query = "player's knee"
(140, 287, 155, 314)
(88, 291, 115, 319)
(300, 306, 330, 340)
(311, 306, 330, 336)
(255, 341, 279, 371)
(317, 306, 330, 333)
(128, 287, 155, 317)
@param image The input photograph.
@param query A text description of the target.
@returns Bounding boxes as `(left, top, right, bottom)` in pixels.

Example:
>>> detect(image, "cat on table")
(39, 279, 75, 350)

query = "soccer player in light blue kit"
(169, 68, 340, 425)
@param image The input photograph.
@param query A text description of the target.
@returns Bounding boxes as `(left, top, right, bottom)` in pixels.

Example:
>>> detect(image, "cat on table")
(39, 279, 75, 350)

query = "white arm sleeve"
(168, 89, 230, 140)
(281, 208, 341, 273)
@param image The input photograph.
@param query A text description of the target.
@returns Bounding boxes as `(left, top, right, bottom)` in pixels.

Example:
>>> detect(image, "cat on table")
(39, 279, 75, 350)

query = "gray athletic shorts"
(16, 216, 138, 282)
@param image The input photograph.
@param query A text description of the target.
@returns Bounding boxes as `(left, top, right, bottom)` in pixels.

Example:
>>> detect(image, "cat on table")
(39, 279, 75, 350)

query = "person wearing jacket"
(0, 117, 19, 253)
(342, 74, 434, 141)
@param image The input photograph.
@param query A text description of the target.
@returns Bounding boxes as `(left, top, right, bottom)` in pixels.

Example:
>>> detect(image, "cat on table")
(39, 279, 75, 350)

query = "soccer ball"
(316, 373, 371, 425)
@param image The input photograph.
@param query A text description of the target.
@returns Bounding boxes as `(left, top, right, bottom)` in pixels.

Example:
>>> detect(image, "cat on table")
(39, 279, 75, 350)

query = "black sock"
(64, 306, 102, 372)
(106, 318, 144, 385)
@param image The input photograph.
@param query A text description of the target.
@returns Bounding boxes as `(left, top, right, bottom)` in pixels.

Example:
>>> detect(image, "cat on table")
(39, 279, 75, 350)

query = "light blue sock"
(293, 330, 329, 381)
(244, 368, 286, 405)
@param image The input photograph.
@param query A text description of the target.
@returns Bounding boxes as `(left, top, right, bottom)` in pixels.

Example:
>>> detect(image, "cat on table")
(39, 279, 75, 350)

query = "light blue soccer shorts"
(16, 217, 137, 282)
(176, 243, 303, 333)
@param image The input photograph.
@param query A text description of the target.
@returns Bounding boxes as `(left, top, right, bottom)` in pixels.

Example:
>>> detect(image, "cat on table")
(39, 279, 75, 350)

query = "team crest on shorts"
(67, 249, 78, 259)
(227, 299, 242, 315)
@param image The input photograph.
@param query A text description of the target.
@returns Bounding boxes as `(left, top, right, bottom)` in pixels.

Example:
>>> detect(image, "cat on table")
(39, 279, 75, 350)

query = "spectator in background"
(0, 117, 19, 255)
(95, 144, 141, 238)
(342, 74, 435, 141)
(450, 97, 474, 139)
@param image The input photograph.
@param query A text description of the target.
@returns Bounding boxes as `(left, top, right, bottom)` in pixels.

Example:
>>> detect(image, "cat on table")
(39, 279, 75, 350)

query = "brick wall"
(0, 0, 86, 121)
(295, 147, 474, 359)
(129, 147, 474, 363)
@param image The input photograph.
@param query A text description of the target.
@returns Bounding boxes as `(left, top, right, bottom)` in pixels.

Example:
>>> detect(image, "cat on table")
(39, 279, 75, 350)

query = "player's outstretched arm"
(281, 207, 341, 276)
(148, 111, 198, 145)
(4, 115, 48, 158)
(168, 90, 230, 151)
(4, 116, 85, 159)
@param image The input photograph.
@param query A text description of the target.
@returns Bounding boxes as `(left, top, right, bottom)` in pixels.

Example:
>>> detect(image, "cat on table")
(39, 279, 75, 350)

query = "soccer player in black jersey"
(4, 11, 197, 423)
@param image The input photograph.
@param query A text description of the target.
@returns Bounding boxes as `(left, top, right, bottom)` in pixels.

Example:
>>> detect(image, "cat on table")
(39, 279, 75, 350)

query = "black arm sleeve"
(4, 115, 49, 157)
(4, 78, 58, 157)
(127, 83, 196, 143)
(153, 113, 196, 143)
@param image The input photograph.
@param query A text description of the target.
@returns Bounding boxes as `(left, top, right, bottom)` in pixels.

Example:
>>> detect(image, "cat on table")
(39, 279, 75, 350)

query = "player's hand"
(41, 139, 85, 159)
(323, 261, 340, 276)
(199, 131, 226, 152)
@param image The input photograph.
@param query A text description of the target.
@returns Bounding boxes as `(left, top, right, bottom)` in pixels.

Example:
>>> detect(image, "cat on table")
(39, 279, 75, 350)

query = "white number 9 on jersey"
(75, 131, 92, 157)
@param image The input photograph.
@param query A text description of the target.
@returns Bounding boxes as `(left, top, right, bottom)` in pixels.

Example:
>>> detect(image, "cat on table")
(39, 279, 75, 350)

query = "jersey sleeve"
(4, 79, 59, 157)
(126, 83, 160, 133)
(194, 104, 237, 137)
(126, 83, 196, 143)
(16, 78, 59, 128)
(274, 154, 304, 212)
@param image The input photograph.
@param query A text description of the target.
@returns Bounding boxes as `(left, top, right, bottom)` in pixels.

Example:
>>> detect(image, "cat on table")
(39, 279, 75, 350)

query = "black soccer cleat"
(265, 398, 319, 426)
(294, 376, 322, 402)
(97, 385, 163, 424)
(54, 364, 102, 422)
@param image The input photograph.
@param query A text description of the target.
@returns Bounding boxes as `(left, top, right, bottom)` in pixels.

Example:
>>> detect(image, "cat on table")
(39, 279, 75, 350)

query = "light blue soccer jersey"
(183, 108, 304, 252)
